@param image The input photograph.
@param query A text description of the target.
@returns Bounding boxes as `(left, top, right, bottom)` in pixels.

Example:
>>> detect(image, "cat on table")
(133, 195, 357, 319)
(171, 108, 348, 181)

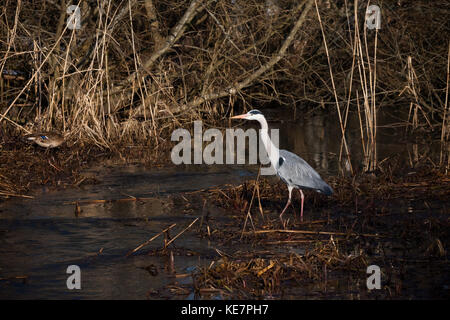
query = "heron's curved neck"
(257, 116, 279, 169)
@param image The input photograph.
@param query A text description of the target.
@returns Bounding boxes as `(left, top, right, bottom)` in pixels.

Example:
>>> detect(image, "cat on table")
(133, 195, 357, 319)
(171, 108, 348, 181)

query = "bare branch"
(172, 0, 314, 113)
(125, 0, 205, 83)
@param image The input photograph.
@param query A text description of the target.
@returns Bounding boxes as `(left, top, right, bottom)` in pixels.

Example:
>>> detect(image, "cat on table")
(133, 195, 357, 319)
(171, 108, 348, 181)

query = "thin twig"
(126, 223, 177, 256)
(164, 217, 199, 248)
(240, 167, 261, 239)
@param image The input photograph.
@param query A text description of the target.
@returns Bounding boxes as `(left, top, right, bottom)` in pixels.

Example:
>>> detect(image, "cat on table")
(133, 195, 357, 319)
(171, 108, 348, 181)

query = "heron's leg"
(298, 189, 305, 222)
(280, 186, 293, 226)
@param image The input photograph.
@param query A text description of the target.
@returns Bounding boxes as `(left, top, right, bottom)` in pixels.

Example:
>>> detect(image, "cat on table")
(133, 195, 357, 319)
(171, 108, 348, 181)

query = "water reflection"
(265, 108, 441, 175)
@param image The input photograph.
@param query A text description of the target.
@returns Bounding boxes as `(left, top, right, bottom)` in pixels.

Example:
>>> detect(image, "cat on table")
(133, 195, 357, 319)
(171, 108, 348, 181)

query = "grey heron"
(231, 109, 333, 224)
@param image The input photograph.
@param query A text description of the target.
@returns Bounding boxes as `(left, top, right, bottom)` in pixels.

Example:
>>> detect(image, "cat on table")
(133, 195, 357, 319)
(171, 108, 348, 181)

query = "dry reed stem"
(440, 43, 450, 168)
(314, 0, 353, 175)
(242, 229, 381, 238)
(240, 167, 261, 239)
(64, 196, 160, 205)
(126, 223, 177, 256)
(0, 8, 72, 129)
(164, 217, 199, 249)
(0, 192, 34, 199)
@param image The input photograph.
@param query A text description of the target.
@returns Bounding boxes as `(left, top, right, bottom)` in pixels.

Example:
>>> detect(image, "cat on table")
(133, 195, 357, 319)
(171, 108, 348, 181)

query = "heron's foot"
(280, 216, 291, 230)
(279, 215, 286, 229)
(279, 200, 291, 229)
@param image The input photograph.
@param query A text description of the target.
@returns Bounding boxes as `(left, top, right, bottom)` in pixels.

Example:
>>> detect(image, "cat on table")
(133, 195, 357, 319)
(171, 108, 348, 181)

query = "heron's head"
(231, 109, 264, 121)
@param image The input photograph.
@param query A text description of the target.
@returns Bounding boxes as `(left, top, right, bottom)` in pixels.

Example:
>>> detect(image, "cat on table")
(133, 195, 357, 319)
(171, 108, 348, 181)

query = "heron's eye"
(248, 110, 262, 115)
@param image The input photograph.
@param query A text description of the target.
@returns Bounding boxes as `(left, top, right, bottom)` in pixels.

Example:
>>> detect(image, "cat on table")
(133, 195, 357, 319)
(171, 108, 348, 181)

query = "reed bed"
(0, 0, 448, 155)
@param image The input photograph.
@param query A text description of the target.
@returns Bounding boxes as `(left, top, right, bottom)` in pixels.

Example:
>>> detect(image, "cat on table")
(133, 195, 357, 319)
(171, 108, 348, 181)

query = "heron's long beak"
(230, 114, 248, 119)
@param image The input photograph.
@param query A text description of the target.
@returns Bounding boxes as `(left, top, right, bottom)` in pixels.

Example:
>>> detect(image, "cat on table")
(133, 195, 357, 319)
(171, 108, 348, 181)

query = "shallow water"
(0, 166, 254, 299)
(0, 109, 445, 299)
(265, 108, 442, 174)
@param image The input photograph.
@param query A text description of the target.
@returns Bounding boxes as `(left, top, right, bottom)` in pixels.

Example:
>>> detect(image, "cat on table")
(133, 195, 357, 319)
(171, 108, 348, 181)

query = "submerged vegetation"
(0, 0, 449, 299)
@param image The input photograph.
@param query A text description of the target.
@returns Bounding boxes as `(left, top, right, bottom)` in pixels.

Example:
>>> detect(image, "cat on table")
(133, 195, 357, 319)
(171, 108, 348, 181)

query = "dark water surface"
(0, 166, 254, 299)
(0, 109, 445, 299)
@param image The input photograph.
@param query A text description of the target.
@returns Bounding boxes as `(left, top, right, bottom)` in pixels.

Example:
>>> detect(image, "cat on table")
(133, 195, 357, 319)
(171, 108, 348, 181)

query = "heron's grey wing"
(277, 149, 333, 195)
